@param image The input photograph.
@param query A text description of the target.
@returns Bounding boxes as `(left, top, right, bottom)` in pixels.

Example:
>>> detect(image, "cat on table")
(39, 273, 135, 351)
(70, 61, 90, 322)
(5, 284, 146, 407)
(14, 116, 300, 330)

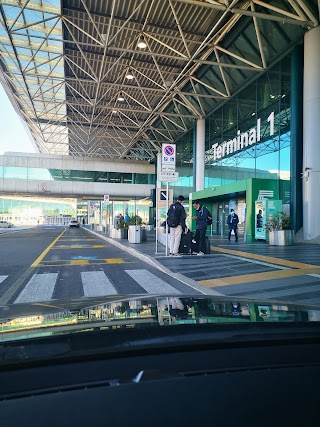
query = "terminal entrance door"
(214, 199, 246, 237)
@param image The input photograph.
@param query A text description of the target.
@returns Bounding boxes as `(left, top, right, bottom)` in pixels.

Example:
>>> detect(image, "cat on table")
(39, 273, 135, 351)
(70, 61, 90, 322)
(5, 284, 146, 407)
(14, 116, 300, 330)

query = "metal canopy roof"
(0, 0, 319, 161)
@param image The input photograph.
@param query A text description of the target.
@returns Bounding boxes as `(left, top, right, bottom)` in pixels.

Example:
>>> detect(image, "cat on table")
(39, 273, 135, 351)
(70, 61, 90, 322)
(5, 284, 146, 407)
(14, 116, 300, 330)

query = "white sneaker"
(191, 252, 198, 255)
(197, 251, 204, 256)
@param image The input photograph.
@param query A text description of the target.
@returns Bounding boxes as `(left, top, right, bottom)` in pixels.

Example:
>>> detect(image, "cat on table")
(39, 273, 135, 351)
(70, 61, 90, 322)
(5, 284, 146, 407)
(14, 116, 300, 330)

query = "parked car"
(68, 219, 80, 228)
(0, 220, 13, 228)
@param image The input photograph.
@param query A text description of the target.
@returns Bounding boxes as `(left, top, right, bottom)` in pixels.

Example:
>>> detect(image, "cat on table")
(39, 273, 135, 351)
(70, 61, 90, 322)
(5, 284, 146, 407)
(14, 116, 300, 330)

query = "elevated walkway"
(0, 153, 155, 198)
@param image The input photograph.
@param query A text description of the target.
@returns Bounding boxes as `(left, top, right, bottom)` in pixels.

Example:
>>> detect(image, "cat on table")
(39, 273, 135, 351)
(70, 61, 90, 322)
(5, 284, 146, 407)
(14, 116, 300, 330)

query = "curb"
(84, 228, 223, 296)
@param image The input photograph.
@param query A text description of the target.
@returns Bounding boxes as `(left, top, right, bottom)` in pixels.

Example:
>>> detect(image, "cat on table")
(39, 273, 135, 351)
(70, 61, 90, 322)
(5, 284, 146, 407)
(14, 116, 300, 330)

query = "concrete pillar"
(303, 26, 320, 240)
(192, 126, 197, 191)
(87, 200, 90, 225)
(196, 118, 205, 191)
(290, 46, 303, 233)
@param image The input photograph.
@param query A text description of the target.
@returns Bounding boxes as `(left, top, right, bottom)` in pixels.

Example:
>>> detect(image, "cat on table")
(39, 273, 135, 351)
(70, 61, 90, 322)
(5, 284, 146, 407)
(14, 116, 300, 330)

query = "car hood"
(1, 294, 320, 343)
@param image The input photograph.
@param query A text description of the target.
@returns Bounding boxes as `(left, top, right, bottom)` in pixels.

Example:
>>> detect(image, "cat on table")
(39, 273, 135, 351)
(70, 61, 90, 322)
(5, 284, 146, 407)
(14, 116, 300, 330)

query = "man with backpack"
(192, 200, 211, 255)
(167, 195, 186, 257)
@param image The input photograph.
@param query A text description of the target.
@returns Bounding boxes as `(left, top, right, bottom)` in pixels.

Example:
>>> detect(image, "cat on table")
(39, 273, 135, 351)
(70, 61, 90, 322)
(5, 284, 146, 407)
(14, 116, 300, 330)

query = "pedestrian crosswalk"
(0, 276, 8, 284)
(14, 273, 58, 304)
(81, 271, 118, 297)
(0, 269, 185, 304)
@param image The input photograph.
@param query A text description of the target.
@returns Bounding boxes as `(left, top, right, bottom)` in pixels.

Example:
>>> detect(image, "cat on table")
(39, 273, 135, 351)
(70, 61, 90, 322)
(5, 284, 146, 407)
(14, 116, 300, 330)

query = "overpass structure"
(0, 152, 155, 199)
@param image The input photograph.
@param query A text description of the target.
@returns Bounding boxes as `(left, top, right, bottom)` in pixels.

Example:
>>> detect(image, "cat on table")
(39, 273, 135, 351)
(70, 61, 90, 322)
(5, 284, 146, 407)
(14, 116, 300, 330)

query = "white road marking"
(125, 269, 181, 294)
(81, 271, 117, 297)
(0, 276, 8, 284)
(14, 273, 58, 304)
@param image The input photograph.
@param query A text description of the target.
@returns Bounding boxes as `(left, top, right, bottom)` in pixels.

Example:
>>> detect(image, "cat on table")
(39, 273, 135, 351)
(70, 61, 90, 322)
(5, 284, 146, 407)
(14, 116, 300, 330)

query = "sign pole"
(165, 181, 169, 256)
(155, 152, 161, 255)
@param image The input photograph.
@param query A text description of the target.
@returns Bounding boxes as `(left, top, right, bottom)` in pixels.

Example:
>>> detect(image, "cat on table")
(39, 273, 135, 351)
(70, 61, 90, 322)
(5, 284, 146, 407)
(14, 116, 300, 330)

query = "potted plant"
(117, 218, 128, 238)
(126, 215, 143, 243)
(111, 214, 128, 239)
(125, 215, 142, 227)
(265, 211, 294, 246)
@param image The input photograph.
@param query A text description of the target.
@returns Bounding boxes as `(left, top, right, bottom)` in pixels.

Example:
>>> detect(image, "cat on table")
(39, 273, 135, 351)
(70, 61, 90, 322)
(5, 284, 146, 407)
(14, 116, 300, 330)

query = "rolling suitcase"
(192, 236, 211, 254)
(203, 236, 211, 254)
(179, 230, 193, 254)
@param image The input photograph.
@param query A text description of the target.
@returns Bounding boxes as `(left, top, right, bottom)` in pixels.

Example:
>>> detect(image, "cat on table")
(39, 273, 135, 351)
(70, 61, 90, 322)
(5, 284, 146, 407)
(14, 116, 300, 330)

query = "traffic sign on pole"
(157, 188, 173, 208)
(158, 171, 179, 182)
(162, 144, 176, 171)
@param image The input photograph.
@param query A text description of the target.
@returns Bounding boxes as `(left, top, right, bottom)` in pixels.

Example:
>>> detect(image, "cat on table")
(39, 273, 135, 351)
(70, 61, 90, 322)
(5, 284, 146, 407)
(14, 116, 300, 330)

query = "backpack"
(202, 206, 212, 226)
(167, 203, 180, 228)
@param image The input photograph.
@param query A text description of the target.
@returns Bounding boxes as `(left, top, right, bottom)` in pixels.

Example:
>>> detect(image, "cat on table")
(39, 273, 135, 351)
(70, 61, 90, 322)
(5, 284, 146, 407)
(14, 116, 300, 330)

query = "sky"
(0, 84, 36, 155)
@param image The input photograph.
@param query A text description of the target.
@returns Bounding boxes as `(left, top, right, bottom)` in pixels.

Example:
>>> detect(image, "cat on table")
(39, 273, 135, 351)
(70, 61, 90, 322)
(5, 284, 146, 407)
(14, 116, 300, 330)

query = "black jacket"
(195, 205, 209, 230)
(227, 213, 239, 230)
(167, 201, 186, 228)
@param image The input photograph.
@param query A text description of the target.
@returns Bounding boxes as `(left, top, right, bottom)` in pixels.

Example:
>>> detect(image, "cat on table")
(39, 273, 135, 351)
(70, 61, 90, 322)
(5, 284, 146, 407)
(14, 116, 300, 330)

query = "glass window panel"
(4, 166, 28, 179)
(256, 150, 279, 179)
(28, 168, 51, 180)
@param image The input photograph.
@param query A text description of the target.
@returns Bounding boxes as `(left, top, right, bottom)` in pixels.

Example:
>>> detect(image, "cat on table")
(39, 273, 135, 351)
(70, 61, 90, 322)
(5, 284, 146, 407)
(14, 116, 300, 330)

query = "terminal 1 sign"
(211, 112, 274, 161)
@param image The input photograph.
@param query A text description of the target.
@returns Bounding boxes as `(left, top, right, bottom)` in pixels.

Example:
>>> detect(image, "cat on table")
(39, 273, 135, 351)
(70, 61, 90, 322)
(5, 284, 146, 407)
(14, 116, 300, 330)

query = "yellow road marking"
(199, 266, 320, 288)
(210, 245, 316, 269)
(105, 258, 125, 264)
(31, 228, 66, 267)
(37, 258, 129, 267)
(32, 302, 67, 310)
(52, 245, 105, 249)
(39, 258, 123, 263)
(71, 260, 89, 265)
(59, 238, 96, 241)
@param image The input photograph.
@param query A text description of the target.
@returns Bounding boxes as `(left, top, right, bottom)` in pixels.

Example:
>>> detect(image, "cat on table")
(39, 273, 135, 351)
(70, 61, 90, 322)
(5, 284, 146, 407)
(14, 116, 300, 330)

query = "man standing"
(192, 200, 209, 255)
(167, 195, 186, 257)
(227, 208, 239, 242)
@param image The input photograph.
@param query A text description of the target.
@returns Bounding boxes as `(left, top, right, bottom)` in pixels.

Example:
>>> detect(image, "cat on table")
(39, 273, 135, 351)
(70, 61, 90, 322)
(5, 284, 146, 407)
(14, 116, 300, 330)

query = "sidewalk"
(86, 228, 320, 306)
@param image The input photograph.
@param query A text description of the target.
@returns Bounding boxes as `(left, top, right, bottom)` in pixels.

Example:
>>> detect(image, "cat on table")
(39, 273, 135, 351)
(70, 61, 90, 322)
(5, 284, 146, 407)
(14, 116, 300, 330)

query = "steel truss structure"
(0, 0, 319, 160)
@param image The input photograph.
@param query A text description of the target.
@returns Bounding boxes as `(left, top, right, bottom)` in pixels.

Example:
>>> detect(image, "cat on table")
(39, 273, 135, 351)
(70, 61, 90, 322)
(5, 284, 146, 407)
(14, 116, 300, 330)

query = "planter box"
(111, 227, 128, 239)
(128, 225, 141, 243)
(269, 230, 294, 246)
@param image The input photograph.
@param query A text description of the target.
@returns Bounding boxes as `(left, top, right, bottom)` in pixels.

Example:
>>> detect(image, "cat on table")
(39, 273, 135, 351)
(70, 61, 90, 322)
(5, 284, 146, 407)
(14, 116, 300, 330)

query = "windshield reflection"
(1, 296, 319, 342)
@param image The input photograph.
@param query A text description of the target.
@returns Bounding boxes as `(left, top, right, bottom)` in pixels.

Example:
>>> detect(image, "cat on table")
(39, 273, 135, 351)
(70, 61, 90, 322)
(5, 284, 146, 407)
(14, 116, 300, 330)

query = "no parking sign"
(162, 144, 176, 171)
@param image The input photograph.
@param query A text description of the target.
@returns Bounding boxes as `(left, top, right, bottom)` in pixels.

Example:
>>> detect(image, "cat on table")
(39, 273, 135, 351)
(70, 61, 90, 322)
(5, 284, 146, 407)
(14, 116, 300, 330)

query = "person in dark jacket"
(192, 200, 209, 255)
(227, 209, 239, 242)
(167, 195, 186, 256)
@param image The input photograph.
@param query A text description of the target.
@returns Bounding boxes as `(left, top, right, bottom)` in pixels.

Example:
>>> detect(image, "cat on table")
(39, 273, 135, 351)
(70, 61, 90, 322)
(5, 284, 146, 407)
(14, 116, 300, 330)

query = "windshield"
(1, 0, 320, 349)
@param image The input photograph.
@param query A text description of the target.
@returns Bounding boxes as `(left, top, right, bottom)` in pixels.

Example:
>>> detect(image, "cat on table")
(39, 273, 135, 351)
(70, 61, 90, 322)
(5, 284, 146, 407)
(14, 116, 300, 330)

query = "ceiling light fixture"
(117, 92, 124, 102)
(137, 35, 147, 49)
(125, 69, 134, 79)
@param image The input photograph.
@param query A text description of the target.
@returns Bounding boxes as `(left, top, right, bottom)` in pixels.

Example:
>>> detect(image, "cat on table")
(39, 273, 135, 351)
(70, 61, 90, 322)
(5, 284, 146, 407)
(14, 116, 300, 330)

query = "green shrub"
(265, 211, 291, 232)
(124, 215, 142, 227)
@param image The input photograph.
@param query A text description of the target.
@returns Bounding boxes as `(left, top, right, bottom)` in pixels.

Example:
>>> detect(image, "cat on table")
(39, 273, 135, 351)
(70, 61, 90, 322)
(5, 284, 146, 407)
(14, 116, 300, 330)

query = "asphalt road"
(0, 226, 203, 306)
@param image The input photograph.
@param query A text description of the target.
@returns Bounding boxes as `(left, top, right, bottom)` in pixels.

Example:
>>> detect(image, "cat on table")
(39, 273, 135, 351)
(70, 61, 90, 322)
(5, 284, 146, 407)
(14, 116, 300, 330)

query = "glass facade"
(172, 55, 291, 199)
(0, 166, 155, 185)
(77, 199, 153, 226)
(0, 196, 76, 225)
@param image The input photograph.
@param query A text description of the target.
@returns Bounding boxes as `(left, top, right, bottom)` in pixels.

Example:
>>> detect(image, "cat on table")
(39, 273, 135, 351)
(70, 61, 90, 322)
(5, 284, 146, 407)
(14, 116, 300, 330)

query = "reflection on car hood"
(1, 294, 320, 343)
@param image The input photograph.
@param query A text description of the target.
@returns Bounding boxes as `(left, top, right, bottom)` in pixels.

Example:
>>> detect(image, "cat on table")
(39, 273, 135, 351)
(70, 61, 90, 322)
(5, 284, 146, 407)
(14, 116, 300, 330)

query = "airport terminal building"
(0, 1, 319, 241)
